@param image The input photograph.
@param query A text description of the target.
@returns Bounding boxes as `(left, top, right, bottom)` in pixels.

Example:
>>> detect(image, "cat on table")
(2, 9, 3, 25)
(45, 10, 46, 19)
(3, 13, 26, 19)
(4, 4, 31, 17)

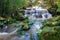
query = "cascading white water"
(22, 6, 52, 40)
(30, 21, 42, 40)
(24, 6, 52, 20)
(19, 20, 42, 40)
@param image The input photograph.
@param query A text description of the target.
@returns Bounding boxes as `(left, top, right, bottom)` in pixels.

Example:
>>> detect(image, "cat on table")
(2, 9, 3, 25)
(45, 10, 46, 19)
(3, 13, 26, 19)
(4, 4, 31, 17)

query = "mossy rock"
(22, 23, 30, 31)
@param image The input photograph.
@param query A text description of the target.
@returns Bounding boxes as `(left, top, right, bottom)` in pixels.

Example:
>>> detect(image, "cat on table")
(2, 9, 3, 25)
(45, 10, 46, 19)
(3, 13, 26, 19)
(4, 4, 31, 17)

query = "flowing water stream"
(0, 6, 52, 40)
(19, 6, 52, 40)
(20, 20, 42, 40)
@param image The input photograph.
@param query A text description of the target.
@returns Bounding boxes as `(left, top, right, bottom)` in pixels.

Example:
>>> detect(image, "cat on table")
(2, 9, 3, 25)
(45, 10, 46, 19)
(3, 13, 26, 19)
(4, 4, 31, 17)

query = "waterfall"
(18, 20, 42, 40)
(23, 6, 52, 40)
(30, 21, 42, 40)
(24, 6, 52, 20)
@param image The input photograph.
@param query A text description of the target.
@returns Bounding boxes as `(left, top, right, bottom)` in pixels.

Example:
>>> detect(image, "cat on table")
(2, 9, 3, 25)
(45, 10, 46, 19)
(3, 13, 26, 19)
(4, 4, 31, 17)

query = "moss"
(40, 16, 60, 40)
(42, 16, 60, 28)
(38, 26, 60, 40)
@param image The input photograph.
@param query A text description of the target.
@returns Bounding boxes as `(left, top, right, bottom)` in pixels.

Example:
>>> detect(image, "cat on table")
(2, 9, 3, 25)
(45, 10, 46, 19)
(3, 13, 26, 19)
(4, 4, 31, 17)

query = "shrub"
(42, 16, 60, 28)
(38, 26, 60, 40)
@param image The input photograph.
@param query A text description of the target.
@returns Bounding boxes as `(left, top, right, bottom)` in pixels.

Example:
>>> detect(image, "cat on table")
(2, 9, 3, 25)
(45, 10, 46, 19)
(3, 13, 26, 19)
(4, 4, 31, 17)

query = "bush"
(38, 26, 60, 40)
(39, 16, 60, 40)
(42, 16, 60, 28)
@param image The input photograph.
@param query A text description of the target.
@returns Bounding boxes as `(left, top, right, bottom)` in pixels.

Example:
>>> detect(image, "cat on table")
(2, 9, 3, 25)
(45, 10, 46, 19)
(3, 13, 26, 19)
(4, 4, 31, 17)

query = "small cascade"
(32, 33, 39, 40)
(30, 21, 42, 33)
(19, 33, 30, 40)
(24, 34, 30, 40)
(23, 6, 52, 40)
(24, 6, 52, 20)
(19, 20, 42, 40)
(30, 21, 42, 40)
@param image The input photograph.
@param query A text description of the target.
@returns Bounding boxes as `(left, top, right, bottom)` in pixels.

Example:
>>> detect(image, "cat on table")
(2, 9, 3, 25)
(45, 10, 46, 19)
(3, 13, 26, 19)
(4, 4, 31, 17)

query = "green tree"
(0, 0, 28, 17)
(0, 0, 29, 25)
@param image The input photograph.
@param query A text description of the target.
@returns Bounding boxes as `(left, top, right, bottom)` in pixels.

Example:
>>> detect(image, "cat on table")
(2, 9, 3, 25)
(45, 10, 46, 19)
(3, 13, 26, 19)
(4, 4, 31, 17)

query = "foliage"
(0, 0, 30, 26)
(38, 26, 60, 40)
(40, 0, 58, 16)
(15, 22, 30, 36)
(26, 0, 40, 6)
(39, 16, 60, 40)
(42, 16, 60, 28)
(0, 0, 28, 12)
(14, 18, 30, 35)
(0, 0, 29, 18)
(57, 0, 60, 12)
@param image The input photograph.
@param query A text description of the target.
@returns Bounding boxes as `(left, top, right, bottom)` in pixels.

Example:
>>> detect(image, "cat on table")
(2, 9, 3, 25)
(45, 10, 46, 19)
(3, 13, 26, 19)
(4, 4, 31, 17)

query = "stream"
(19, 6, 52, 40)
(0, 6, 52, 40)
